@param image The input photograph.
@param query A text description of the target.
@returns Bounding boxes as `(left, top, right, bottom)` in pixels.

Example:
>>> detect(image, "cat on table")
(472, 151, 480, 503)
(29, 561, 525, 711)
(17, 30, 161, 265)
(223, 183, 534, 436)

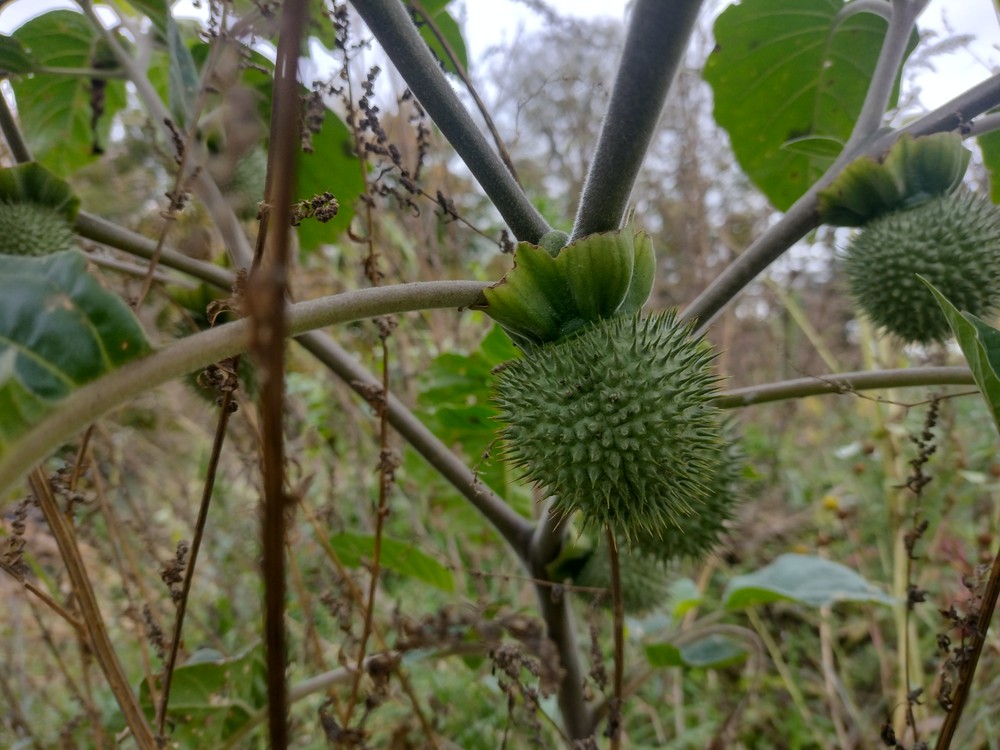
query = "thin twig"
(408, 0, 521, 184)
(934, 542, 1000, 749)
(155, 391, 235, 737)
(714, 367, 974, 409)
(605, 526, 625, 749)
(0, 562, 86, 636)
(345, 331, 394, 724)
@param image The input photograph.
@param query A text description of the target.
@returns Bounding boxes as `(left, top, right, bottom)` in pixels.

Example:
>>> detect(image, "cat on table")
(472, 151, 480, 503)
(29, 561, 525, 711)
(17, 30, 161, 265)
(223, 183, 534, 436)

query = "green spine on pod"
(633, 426, 745, 563)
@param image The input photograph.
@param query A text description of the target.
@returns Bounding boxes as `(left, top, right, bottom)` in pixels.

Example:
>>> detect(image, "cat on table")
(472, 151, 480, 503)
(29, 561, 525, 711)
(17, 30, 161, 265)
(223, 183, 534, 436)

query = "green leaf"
(979, 127, 1000, 204)
(481, 227, 653, 346)
(167, 15, 200, 125)
(723, 553, 893, 610)
(234, 47, 364, 250)
(328, 532, 455, 592)
(665, 577, 703, 620)
(407, 0, 469, 75)
(295, 109, 366, 251)
(924, 280, 1000, 435)
(644, 641, 683, 667)
(138, 647, 266, 746)
(0, 35, 36, 75)
(417, 324, 521, 503)
(0, 251, 151, 456)
(645, 634, 748, 669)
(679, 634, 748, 668)
(9, 11, 127, 175)
(116, 0, 169, 36)
(705, 0, 917, 210)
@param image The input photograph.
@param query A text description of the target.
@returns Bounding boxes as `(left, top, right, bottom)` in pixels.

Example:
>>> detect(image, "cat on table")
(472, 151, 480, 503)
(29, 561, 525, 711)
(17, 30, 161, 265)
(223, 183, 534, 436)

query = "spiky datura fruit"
(843, 192, 1000, 344)
(0, 163, 79, 257)
(0, 202, 77, 256)
(494, 312, 724, 542)
(571, 541, 671, 615)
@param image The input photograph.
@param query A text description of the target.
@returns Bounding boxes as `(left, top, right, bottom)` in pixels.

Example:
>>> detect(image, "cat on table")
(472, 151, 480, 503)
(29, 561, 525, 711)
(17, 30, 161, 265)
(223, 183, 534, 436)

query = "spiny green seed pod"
(843, 192, 1000, 344)
(0, 162, 79, 257)
(634, 427, 745, 563)
(571, 541, 671, 614)
(0, 202, 78, 256)
(494, 312, 723, 541)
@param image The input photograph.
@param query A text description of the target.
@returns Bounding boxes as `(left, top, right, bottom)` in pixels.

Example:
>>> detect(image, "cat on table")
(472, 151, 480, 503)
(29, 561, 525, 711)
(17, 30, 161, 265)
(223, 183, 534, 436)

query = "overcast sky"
(0, 0, 996, 112)
(455, 0, 999, 110)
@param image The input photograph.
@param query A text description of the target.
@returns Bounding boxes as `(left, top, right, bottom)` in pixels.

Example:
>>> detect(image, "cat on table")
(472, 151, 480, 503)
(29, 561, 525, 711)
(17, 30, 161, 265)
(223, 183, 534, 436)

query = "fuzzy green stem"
(714, 367, 974, 409)
(0, 281, 487, 496)
(571, 0, 705, 239)
(843, 0, 927, 153)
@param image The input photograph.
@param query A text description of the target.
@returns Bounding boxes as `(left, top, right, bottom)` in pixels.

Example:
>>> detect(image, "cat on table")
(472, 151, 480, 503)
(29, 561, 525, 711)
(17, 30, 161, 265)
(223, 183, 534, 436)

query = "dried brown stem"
(934, 543, 1000, 749)
(155, 391, 235, 737)
(29, 469, 157, 750)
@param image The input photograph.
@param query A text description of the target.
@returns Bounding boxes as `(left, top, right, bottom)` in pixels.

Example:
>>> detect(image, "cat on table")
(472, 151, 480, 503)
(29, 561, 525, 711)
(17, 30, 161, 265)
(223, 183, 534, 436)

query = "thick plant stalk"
(0, 282, 488, 498)
(572, 0, 705, 239)
(842, 0, 928, 154)
(71, 214, 534, 553)
(349, 0, 550, 242)
(248, 1, 312, 746)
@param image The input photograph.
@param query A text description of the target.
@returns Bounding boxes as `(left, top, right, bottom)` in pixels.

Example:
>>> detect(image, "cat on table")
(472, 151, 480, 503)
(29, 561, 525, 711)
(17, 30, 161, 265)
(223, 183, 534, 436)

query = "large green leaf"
(328, 531, 455, 592)
(705, 0, 917, 210)
(418, 324, 521, 502)
(723, 553, 893, 609)
(665, 577, 703, 620)
(9, 11, 127, 176)
(979, 128, 1000, 204)
(295, 109, 366, 251)
(0, 251, 151, 456)
(115, 0, 169, 36)
(407, 0, 469, 75)
(0, 35, 36, 76)
(925, 280, 1000, 435)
